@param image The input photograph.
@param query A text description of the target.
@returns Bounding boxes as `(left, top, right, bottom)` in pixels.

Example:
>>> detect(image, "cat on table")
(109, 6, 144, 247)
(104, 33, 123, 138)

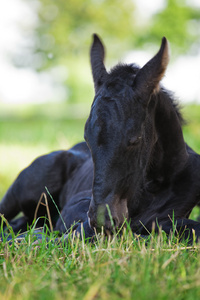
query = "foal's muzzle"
(87, 197, 128, 234)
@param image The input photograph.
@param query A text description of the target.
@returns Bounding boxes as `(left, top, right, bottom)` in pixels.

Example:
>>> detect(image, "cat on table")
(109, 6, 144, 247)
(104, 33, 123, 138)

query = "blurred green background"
(1, 0, 200, 212)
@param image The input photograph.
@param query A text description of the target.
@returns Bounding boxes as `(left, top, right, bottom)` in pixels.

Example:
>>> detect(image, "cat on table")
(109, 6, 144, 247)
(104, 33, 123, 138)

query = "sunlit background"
(1, 0, 200, 199)
(0, 0, 200, 104)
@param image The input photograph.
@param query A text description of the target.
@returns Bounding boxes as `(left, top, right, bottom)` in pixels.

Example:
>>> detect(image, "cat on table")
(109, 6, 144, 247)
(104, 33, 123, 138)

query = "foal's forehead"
(91, 64, 140, 111)
(108, 63, 139, 84)
(96, 64, 140, 99)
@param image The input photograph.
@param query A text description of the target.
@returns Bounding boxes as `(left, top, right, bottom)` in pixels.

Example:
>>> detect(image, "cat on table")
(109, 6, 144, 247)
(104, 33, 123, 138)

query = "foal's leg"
(134, 217, 200, 244)
(160, 218, 200, 243)
(0, 150, 80, 228)
(2, 216, 29, 234)
(55, 190, 94, 238)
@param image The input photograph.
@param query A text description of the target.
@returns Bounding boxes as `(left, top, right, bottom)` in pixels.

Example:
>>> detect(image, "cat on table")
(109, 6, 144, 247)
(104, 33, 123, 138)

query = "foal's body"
(2, 92, 200, 240)
(1, 35, 200, 241)
(1, 142, 94, 236)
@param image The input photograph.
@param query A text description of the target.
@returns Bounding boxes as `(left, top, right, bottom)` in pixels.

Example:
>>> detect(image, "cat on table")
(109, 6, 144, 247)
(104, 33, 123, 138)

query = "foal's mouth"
(87, 200, 128, 235)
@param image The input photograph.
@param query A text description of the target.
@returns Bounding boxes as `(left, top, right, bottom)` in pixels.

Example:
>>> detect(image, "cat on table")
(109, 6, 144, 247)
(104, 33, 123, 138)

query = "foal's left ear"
(134, 37, 170, 102)
(90, 34, 108, 93)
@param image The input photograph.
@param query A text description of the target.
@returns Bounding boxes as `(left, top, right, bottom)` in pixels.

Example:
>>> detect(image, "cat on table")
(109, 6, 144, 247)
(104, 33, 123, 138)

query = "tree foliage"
(14, 0, 200, 103)
(138, 0, 200, 55)
(19, 0, 136, 70)
(18, 0, 200, 70)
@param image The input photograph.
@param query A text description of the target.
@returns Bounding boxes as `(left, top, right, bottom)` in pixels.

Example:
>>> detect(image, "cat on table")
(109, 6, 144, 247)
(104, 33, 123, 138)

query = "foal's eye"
(128, 136, 142, 147)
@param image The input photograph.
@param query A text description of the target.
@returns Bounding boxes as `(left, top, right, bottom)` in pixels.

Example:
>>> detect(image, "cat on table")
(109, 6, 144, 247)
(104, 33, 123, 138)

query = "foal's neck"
(147, 89, 188, 190)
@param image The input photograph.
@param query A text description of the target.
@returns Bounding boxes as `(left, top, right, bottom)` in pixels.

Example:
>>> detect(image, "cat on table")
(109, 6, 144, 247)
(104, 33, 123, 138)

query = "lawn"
(1, 102, 200, 299)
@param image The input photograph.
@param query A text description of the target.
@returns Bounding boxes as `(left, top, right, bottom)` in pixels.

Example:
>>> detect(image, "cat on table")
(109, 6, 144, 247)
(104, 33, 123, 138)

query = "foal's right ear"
(90, 34, 108, 93)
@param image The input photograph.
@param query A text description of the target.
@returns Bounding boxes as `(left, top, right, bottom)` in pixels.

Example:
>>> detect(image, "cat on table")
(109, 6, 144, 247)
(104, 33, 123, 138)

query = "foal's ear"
(134, 37, 170, 102)
(90, 34, 108, 93)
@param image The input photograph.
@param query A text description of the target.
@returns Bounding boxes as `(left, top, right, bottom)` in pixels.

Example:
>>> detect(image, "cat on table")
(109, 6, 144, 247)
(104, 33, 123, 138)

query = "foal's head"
(85, 34, 170, 232)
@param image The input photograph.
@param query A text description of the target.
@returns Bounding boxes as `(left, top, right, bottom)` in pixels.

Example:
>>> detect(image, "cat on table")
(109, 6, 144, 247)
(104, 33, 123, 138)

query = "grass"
(182, 104, 200, 152)
(0, 102, 88, 198)
(1, 227, 200, 299)
(1, 102, 200, 299)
